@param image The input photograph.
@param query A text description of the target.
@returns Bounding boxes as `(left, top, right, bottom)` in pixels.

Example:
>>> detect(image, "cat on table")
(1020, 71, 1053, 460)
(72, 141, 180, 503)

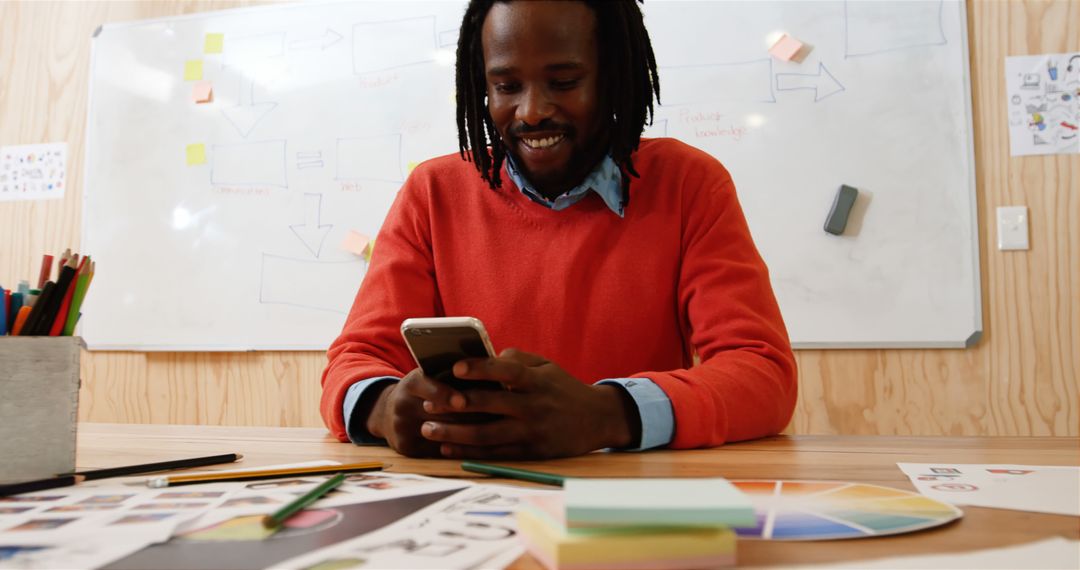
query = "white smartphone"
(400, 317, 499, 391)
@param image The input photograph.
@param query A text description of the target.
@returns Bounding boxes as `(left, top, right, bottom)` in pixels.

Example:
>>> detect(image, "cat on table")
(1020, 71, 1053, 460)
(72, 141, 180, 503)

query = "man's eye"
(552, 79, 579, 90)
(494, 83, 521, 94)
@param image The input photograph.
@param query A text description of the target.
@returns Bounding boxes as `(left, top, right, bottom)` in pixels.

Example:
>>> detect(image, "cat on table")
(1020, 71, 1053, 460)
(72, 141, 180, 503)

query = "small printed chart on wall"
(81, 0, 980, 350)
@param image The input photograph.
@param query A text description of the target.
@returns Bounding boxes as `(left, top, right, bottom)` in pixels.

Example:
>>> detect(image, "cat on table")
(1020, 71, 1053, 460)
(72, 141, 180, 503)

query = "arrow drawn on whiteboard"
(775, 63, 845, 102)
(221, 78, 278, 138)
(289, 28, 344, 51)
(290, 193, 333, 258)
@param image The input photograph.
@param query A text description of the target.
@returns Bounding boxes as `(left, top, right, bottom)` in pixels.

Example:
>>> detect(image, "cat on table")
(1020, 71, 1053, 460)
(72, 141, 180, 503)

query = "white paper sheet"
(1005, 52, 1080, 156)
(269, 484, 558, 570)
(773, 537, 1080, 569)
(0, 143, 66, 201)
(897, 463, 1080, 516)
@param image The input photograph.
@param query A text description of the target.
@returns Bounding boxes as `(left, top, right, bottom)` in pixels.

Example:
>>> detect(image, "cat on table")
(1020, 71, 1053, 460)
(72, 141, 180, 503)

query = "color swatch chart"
(731, 480, 961, 541)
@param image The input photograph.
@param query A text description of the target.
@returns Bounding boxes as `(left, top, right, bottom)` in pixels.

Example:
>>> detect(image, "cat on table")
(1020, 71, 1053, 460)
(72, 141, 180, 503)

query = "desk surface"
(78, 424, 1079, 568)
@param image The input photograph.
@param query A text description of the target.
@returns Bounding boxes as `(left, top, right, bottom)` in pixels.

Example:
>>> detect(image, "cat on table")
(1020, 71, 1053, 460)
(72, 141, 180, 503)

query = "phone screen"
(403, 325, 500, 391)
(404, 326, 490, 379)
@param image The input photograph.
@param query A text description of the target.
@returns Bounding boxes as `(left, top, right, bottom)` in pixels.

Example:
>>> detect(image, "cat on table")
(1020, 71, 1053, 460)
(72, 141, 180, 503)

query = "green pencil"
(262, 473, 345, 529)
(460, 461, 566, 487)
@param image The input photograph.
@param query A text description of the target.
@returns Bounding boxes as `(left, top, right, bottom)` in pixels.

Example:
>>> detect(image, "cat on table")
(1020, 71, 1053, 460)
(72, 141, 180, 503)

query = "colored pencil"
(146, 461, 384, 488)
(11, 306, 32, 335)
(263, 473, 346, 528)
(30, 258, 74, 336)
(8, 292, 23, 333)
(36, 254, 53, 289)
(19, 281, 55, 335)
(0, 475, 85, 498)
(460, 461, 566, 487)
(49, 261, 81, 336)
(62, 266, 91, 336)
(65, 453, 244, 481)
(0, 287, 7, 335)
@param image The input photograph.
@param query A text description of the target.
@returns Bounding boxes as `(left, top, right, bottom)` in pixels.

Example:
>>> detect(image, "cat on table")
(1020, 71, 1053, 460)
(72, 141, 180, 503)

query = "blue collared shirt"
(343, 155, 675, 451)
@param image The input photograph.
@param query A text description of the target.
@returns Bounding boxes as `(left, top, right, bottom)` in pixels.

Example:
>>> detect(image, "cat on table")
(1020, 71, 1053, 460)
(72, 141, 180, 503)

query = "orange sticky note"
(204, 33, 224, 54)
(341, 230, 371, 257)
(192, 81, 213, 104)
(186, 143, 206, 166)
(769, 34, 805, 62)
(184, 60, 204, 81)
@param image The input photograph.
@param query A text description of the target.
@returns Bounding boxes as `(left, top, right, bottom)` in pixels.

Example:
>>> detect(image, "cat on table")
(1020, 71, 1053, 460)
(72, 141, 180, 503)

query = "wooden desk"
(78, 424, 1079, 568)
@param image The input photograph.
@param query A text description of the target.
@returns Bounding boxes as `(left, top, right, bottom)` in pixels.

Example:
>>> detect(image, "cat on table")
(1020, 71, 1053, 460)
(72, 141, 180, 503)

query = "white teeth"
(522, 135, 564, 149)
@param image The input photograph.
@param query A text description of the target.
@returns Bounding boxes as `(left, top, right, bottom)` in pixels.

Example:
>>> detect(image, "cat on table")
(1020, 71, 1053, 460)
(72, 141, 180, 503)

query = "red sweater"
(321, 138, 797, 448)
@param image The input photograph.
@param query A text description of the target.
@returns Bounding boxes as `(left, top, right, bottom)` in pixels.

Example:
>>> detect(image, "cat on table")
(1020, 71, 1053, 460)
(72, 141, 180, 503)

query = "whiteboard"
(82, 0, 981, 350)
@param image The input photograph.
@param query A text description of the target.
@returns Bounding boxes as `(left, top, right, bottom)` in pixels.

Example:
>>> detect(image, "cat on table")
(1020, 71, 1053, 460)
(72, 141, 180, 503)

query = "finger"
(398, 370, 462, 410)
(421, 418, 528, 447)
(443, 388, 531, 417)
(439, 443, 531, 460)
(452, 356, 542, 391)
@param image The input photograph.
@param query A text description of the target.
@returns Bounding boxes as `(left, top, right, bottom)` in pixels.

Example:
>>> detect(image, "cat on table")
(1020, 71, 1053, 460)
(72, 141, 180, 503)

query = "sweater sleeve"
(320, 170, 441, 442)
(635, 159, 798, 449)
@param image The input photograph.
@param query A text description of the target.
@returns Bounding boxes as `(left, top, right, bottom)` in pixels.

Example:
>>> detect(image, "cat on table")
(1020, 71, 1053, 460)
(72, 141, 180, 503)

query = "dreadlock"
(455, 0, 661, 206)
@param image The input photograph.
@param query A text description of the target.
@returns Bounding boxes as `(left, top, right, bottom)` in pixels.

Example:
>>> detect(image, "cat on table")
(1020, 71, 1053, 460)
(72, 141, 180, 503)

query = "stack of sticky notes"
(517, 478, 754, 570)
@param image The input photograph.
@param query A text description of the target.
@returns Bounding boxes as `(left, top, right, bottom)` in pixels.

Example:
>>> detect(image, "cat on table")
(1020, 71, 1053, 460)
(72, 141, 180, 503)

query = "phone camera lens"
(407, 329, 421, 337)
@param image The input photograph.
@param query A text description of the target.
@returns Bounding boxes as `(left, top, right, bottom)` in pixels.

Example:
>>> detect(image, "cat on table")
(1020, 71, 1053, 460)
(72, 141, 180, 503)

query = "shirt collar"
(503, 153, 625, 218)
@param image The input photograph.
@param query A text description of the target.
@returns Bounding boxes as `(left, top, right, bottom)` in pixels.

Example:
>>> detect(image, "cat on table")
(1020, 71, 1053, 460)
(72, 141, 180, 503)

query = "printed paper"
(897, 463, 1079, 516)
(0, 143, 66, 202)
(1005, 52, 1080, 156)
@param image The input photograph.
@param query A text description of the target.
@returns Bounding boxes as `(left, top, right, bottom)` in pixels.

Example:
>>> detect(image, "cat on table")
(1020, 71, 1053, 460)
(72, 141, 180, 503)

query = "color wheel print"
(732, 481, 961, 540)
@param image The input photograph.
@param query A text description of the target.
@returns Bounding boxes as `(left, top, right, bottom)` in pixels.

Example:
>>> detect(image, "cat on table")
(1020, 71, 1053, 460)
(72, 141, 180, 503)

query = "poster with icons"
(1006, 52, 1080, 156)
(0, 142, 67, 202)
(897, 463, 1079, 516)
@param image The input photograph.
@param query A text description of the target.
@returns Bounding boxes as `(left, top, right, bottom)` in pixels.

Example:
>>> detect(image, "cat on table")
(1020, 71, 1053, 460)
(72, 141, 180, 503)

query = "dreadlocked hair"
(455, 0, 661, 206)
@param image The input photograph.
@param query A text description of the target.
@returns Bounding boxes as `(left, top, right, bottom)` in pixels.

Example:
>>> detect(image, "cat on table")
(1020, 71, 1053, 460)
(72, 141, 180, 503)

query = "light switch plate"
(997, 206, 1029, 251)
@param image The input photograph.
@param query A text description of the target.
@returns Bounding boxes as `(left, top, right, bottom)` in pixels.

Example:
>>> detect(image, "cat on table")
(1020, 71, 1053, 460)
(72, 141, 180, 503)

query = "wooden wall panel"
(1, 1, 1076, 436)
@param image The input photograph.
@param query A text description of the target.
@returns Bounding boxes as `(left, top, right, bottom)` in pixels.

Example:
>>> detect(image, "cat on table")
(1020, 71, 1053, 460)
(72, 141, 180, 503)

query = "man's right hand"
(365, 368, 463, 457)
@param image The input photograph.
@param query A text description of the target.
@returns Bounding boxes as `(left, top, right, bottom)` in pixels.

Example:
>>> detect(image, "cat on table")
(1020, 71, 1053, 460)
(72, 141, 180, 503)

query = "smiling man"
(320, 0, 798, 459)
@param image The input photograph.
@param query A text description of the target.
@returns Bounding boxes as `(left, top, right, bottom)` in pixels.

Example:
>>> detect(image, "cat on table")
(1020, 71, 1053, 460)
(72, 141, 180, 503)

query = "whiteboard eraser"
(824, 185, 858, 235)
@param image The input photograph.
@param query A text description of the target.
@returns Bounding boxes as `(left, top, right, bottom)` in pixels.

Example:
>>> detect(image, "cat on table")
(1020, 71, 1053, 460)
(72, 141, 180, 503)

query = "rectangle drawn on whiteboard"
(212, 140, 288, 187)
(336, 134, 403, 182)
(259, 254, 365, 313)
(353, 16, 437, 74)
(0, 143, 67, 202)
(844, 0, 947, 58)
(225, 32, 285, 66)
(659, 60, 775, 106)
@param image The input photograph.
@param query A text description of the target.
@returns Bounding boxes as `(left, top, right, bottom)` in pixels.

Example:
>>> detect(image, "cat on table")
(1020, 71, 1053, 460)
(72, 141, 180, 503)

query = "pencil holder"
(0, 336, 82, 483)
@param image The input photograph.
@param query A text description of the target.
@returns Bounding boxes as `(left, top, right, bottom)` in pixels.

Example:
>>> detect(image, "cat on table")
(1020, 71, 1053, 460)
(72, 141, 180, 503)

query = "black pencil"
(0, 475, 85, 498)
(19, 280, 55, 335)
(63, 453, 244, 481)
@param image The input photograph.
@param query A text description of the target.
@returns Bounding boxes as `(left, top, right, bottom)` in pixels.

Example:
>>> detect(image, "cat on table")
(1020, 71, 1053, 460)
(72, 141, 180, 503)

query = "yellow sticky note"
(363, 238, 375, 263)
(186, 143, 206, 166)
(192, 81, 213, 104)
(407, 161, 419, 175)
(184, 60, 203, 81)
(204, 33, 224, 54)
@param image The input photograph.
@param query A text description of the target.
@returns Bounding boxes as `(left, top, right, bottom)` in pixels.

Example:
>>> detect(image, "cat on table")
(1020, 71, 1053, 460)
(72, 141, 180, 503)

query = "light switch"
(997, 206, 1029, 251)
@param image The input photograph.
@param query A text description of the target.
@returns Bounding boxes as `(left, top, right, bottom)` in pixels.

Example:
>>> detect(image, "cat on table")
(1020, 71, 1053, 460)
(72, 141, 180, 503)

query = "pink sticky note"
(769, 34, 805, 62)
(341, 230, 370, 257)
(192, 81, 213, 104)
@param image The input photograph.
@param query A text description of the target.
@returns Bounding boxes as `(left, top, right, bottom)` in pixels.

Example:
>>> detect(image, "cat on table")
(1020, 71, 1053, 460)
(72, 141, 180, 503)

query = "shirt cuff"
(343, 376, 400, 445)
(595, 378, 674, 451)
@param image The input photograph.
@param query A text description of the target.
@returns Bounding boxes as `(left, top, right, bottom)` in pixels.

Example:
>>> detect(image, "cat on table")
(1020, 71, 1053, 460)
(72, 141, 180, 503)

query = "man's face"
(481, 1, 606, 195)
